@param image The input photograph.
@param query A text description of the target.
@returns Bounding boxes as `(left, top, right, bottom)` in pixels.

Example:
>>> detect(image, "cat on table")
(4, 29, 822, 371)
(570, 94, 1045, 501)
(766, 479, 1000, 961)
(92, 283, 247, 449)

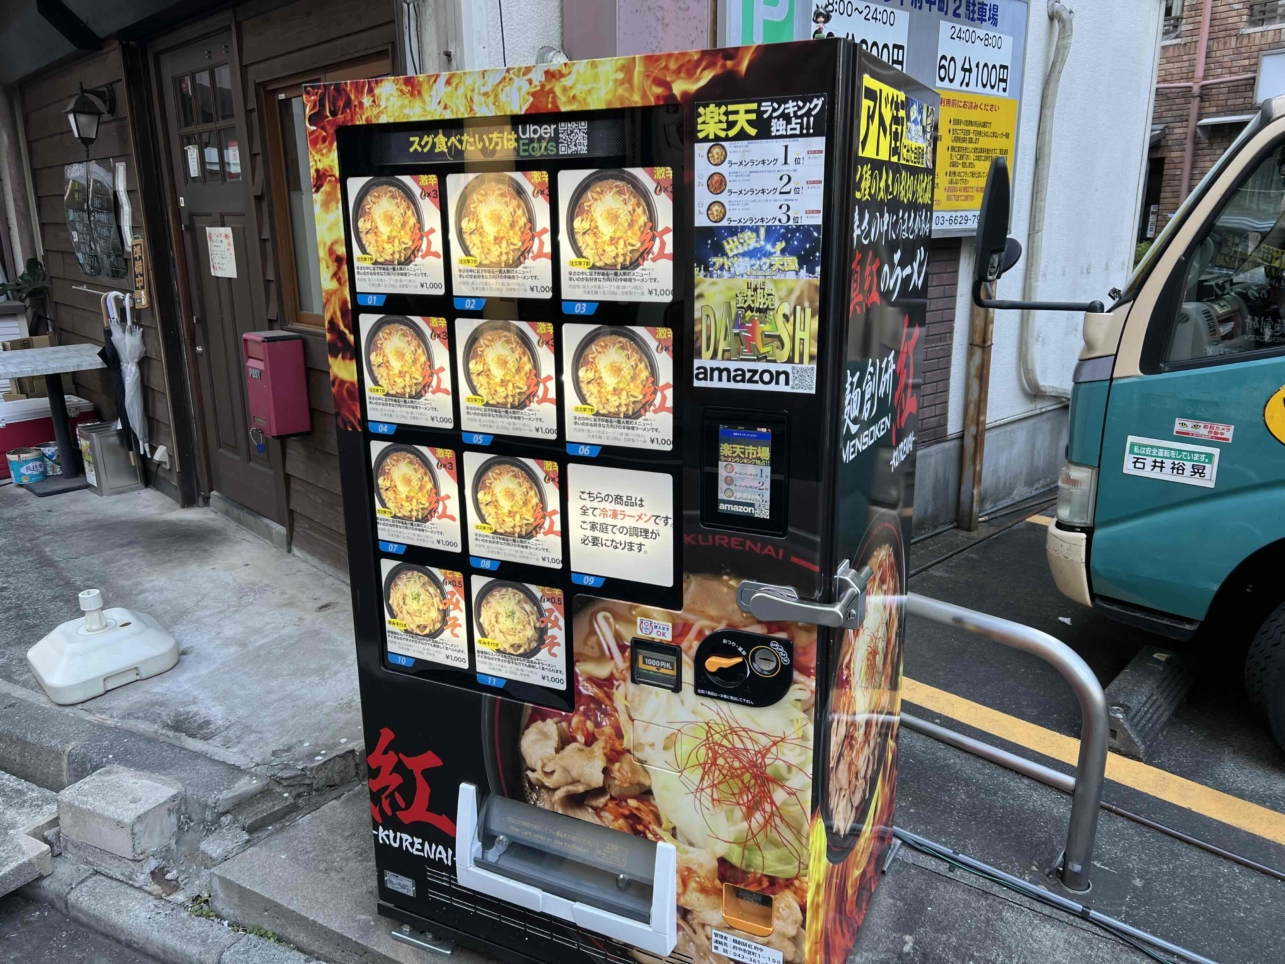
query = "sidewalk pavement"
(0, 484, 1240, 963)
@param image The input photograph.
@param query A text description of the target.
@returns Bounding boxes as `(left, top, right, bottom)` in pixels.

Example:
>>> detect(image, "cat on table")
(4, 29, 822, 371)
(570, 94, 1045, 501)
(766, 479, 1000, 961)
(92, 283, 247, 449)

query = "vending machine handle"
(736, 562, 872, 629)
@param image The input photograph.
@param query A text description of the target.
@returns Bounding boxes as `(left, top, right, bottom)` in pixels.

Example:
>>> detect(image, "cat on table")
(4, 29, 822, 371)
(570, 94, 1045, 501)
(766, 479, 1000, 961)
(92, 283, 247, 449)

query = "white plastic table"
(0, 344, 106, 495)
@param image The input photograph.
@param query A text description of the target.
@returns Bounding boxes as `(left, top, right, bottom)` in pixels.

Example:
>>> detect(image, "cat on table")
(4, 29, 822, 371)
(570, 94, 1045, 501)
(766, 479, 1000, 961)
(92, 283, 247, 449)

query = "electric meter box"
(242, 331, 310, 437)
(313, 38, 937, 964)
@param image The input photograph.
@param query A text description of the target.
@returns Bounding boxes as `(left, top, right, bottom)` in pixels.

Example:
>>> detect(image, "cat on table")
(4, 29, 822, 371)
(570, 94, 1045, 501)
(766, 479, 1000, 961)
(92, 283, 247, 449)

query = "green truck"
(973, 103, 1285, 749)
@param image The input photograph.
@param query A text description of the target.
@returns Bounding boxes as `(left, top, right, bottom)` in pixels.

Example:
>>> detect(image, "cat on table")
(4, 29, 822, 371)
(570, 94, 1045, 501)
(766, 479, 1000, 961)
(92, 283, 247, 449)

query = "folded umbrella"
(110, 293, 149, 458)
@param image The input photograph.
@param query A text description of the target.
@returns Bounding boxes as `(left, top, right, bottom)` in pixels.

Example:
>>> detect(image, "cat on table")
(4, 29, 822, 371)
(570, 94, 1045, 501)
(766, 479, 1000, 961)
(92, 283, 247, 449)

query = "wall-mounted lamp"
(64, 82, 116, 151)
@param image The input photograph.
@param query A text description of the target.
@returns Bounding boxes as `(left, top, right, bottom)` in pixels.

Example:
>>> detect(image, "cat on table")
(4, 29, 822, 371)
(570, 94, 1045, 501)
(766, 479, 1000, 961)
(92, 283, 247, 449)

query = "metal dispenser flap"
(455, 784, 677, 956)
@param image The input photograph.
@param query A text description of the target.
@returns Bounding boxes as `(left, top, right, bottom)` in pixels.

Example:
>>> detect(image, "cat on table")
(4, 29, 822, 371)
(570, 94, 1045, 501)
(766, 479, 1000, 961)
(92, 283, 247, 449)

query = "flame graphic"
(307, 48, 758, 429)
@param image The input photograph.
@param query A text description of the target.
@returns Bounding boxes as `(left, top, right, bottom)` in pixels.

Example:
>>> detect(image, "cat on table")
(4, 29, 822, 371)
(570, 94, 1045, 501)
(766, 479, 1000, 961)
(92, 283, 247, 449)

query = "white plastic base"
(26, 607, 179, 705)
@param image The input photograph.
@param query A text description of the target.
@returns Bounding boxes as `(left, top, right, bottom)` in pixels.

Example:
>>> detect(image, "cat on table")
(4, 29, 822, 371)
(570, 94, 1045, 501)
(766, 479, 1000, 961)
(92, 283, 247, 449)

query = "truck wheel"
(1244, 602, 1285, 742)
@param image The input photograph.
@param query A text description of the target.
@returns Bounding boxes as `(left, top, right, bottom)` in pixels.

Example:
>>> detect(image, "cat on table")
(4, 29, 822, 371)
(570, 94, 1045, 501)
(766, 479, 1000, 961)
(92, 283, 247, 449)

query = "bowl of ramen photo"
(568, 170, 657, 271)
(471, 456, 546, 540)
(463, 321, 540, 409)
(705, 201, 726, 224)
(820, 515, 904, 859)
(706, 172, 727, 195)
(363, 316, 434, 398)
(383, 563, 450, 638)
(454, 174, 536, 268)
(705, 143, 727, 166)
(373, 445, 440, 523)
(353, 178, 423, 266)
(571, 326, 658, 420)
(474, 580, 547, 659)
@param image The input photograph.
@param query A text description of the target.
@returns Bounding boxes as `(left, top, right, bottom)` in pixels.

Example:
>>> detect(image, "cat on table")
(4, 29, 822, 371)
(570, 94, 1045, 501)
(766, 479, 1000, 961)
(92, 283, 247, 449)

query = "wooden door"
(158, 31, 282, 522)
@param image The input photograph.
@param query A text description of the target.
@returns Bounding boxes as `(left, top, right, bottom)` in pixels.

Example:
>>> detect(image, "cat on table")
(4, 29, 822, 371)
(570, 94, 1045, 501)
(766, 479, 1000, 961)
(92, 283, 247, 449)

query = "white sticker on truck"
(711, 930, 783, 964)
(1123, 436, 1218, 488)
(1173, 418, 1233, 443)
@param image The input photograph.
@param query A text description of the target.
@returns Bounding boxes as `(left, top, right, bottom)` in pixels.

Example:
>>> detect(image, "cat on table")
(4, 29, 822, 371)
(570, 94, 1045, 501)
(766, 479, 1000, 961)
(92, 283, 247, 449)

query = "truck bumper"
(1046, 520, 1092, 607)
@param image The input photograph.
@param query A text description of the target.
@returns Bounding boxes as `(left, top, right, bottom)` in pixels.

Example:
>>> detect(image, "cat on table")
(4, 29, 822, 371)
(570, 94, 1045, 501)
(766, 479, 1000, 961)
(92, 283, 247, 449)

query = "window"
(1165, 145, 1285, 364)
(172, 63, 238, 184)
(1163, 0, 1183, 39)
(262, 53, 391, 329)
(1250, 0, 1285, 29)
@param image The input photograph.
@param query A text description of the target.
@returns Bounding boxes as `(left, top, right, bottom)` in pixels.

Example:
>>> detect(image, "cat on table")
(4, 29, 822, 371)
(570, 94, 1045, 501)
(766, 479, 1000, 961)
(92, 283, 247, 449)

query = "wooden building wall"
(19, 42, 179, 495)
(233, 0, 395, 575)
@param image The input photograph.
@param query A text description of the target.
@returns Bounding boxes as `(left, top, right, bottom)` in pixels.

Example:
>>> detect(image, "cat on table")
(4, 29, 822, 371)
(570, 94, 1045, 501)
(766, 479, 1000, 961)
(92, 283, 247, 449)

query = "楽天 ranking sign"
(692, 95, 827, 395)
(808, 0, 1028, 235)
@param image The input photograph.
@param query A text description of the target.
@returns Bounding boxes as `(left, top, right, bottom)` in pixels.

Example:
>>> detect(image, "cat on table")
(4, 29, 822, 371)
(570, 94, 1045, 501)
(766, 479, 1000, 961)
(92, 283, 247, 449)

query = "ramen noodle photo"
(826, 537, 903, 839)
(576, 333, 653, 418)
(705, 143, 727, 165)
(706, 201, 726, 223)
(457, 175, 531, 267)
(563, 324, 674, 450)
(380, 560, 468, 669)
(357, 183, 419, 264)
(463, 452, 562, 569)
(509, 575, 815, 964)
(455, 319, 557, 439)
(369, 441, 462, 552)
(471, 576, 565, 690)
(359, 315, 454, 429)
(368, 321, 431, 397)
(559, 168, 673, 304)
(467, 324, 537, 408)
(477, 584, 543, 656)
(475, 460, 542, 538)
(571, 175, 652, 269)
(347, 176, 444, 295)
(376, 450, 437, 522)
(706, 172, 727, 195)
(387, 568, 446, 636)
(446, 171, 552, 298)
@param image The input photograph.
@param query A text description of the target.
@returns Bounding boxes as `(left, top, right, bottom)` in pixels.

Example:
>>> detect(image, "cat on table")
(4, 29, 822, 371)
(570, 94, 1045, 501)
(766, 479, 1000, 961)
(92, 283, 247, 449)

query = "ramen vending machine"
(311, 38, 935, 964)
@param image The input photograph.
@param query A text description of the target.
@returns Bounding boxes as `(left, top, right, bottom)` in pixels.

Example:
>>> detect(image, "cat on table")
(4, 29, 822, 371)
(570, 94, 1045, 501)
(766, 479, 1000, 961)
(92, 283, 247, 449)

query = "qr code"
(558, 121, 589, 155)
(790, 365, 816, 393)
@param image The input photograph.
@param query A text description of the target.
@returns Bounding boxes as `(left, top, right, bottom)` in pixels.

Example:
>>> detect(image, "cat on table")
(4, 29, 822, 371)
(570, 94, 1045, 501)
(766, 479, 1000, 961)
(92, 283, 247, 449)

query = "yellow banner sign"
(934, 91, 1018, 213)
(858, 75, 928, 169)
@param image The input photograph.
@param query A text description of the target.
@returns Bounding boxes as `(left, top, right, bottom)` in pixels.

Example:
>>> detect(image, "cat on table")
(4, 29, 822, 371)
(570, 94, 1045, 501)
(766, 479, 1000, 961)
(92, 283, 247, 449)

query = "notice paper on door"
(206, 226, 236, 278)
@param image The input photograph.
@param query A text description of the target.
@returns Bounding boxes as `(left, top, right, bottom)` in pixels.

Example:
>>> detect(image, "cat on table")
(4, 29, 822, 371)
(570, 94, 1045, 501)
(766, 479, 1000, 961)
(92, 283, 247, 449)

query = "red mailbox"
(242, 331, 310, 437)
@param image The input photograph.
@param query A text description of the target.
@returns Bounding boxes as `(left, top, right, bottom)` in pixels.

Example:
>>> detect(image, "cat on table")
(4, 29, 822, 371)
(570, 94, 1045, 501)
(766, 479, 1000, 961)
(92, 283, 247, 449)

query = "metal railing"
(1250, 0, 1285, 29)
(903, 593, 1109, 892)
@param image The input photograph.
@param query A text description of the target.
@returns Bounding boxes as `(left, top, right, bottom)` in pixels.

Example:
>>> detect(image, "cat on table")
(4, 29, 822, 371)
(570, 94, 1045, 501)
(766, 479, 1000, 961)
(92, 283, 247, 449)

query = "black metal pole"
(44, 372, 82, 479)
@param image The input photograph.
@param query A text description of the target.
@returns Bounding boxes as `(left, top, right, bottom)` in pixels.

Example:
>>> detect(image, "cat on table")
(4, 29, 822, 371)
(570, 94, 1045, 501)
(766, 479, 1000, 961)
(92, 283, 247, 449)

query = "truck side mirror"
(974, 156, 1019, 285)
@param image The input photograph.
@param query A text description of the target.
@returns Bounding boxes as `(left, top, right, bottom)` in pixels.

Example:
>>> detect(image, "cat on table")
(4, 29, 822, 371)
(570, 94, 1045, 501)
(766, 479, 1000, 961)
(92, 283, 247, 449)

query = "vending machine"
(309, 38, 936, 964)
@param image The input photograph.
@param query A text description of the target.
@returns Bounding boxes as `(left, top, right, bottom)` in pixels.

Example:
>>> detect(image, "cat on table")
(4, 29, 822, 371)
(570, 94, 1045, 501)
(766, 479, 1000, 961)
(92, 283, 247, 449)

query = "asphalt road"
(900, 505, 1285, 964)
(0, 892, 159, 964)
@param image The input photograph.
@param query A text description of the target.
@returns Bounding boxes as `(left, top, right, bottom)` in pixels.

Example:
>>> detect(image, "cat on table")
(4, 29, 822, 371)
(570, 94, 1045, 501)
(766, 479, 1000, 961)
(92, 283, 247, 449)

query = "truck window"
(1165, 144, 1285, 365)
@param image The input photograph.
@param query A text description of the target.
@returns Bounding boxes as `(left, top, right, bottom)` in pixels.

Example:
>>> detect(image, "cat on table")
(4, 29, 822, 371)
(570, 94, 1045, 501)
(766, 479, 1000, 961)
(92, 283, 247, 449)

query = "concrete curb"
(20, 855, 320, 964)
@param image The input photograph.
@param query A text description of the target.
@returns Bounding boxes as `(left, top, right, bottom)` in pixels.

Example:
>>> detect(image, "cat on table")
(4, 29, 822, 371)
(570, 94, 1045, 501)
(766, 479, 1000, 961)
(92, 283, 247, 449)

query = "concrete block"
(201, 824, 251, 864)
(66, 873, 242, 964)
(0, 768, 58, 840)
(17, 853, 95, 914)
(0, 830, 52, 896)
(63, 833, 163, 889)
(58, 766, 181, 860)
(222, 934, 318, 964)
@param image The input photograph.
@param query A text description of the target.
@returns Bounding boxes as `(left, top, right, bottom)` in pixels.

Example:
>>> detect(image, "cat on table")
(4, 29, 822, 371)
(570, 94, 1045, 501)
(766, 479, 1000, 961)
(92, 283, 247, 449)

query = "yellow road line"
(903, 677, 1285, 847)
(1026, 513, 1054, 525)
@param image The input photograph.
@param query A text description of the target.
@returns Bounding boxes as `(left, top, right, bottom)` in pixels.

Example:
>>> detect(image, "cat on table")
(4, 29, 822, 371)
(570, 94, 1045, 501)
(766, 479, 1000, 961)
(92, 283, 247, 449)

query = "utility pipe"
(956, 282, 994, 531)
(1017, 1, 1076, 400)
(1179, 0, 1215, 199)
(1156, 71, 1255, 90)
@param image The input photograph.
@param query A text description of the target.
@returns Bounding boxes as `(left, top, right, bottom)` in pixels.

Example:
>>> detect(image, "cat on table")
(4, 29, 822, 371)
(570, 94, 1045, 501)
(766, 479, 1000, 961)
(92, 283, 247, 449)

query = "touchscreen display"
(716, 427, 772, 520)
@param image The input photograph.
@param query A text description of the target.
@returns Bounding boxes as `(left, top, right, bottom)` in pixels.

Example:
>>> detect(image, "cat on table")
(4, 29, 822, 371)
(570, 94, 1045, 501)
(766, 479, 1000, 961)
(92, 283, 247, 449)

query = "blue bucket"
(7, 447, 46, 484)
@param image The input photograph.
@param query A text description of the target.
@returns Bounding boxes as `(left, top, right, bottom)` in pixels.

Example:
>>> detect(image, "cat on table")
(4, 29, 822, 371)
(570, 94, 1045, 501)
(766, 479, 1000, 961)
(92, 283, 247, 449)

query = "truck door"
(1092, 142, 1285, 620)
